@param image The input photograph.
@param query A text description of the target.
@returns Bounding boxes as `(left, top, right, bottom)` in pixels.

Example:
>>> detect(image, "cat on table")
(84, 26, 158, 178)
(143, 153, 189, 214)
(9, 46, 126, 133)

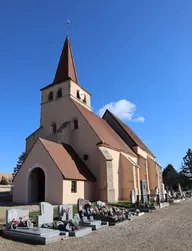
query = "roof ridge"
(104, 109, 155, 157)
(71, 100, 137, 157)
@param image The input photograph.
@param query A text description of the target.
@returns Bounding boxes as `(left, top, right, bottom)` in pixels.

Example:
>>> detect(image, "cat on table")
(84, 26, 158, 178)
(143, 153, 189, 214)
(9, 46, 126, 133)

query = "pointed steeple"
(53, 36, 79, 85)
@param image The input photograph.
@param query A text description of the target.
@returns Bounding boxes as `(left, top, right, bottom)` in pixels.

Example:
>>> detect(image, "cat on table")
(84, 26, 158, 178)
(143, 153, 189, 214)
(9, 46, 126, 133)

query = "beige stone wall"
(41, 80, 70, 104)
(103, 148, 120, 201)
(25, 93, 107, 201)
(147, 157, 158, 194)
(119, 154, 135, 200)
(13, 139, 64, 205)
(63, 180, 95, 204)
(26, 127, 45, 153)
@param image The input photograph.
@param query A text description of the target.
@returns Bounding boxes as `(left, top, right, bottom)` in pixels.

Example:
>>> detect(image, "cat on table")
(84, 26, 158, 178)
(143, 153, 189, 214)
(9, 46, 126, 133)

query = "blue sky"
(1, 0, 192, 173)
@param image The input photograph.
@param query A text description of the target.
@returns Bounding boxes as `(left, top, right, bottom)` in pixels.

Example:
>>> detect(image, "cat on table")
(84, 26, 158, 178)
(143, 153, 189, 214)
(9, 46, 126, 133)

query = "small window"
(51, 123, 57, 133)
(71, 181, 77, 193)
(57, 88, 62, 98)
(76, 90, 80, 99)
(48, 92, 53, 101)
(83, 154, 88, 161)
(74, 120, 78, 129)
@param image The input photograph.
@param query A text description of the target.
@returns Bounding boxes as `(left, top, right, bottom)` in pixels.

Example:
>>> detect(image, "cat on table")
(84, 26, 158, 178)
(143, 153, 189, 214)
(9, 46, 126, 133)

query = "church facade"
(13, 37, 163, 205)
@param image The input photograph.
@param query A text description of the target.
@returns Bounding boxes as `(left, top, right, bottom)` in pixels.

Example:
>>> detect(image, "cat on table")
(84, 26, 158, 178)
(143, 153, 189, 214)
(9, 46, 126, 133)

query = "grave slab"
(66, 226, 92, 237)
(79, 219, 108, 230)
(3, 227, 64, 245)
(160, 202, 169, 208)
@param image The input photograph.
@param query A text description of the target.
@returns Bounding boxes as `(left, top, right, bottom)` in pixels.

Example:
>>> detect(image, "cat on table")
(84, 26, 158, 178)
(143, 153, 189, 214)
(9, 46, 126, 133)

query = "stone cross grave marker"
(6, 209, 29, 229)
(58, 204, 73, 221)
(37, 202, 53, 227)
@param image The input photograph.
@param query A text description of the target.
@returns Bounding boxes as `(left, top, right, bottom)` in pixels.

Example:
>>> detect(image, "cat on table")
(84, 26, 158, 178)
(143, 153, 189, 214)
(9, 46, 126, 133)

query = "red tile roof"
(41, 37, 79, 90)
(40, 138, 95, 181)
(103, 110, 155, 157)
(72, 101, 137, 157)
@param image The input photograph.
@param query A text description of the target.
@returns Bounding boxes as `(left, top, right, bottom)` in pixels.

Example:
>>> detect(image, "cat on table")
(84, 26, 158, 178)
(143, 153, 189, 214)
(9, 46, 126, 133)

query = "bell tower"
(40, 36, 92, 130)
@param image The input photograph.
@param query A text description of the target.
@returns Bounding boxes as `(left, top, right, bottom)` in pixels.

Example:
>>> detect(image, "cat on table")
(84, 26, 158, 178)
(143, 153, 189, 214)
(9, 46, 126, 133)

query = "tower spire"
(53, 36, 79, 85)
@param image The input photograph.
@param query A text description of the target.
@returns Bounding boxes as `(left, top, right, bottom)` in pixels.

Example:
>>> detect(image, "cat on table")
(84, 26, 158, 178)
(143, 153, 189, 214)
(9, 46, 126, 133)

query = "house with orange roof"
(13, 37, 163, 205)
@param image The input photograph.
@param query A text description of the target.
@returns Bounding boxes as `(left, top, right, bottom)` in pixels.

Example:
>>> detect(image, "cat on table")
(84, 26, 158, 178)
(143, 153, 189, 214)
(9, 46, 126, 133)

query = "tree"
(178, 171, 192, 191)
(12, 152, 27, 179)
(0, 176, 8, 185)
(181, 148, 192, 178)
(163, 164, 179, 190)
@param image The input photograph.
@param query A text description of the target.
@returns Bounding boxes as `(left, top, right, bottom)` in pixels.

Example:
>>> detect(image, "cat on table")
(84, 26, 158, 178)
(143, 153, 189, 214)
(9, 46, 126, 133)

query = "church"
(13, 36, 163, 205)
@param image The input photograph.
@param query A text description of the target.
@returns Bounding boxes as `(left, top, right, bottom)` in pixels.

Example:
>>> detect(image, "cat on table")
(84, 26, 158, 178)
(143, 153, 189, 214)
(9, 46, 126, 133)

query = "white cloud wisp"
(98, 99, 145, 123)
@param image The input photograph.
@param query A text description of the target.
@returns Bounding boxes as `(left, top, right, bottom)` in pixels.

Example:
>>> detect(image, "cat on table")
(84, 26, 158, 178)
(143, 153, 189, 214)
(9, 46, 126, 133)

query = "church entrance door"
(28, 167, 45, 203)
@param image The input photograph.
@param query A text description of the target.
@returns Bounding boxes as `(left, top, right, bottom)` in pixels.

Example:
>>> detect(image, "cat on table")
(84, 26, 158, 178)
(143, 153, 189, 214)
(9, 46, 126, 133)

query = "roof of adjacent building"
(39, 138, 95, 181)
(41, 36, 79, 91)
(72, 100, 137, 157)
(103, 110, 155, 157)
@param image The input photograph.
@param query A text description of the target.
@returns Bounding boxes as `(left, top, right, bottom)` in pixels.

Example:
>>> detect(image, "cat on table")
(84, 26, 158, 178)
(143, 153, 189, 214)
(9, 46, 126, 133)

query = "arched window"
(76, 90, 80, 99)
(57, 88, 62, 98)
(48, 92, 53, 101)
(51, 123, 57, 133)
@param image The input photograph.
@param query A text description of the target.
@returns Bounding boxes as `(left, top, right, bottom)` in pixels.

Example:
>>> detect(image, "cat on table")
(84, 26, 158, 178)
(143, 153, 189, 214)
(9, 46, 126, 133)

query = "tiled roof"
(72, 100, 137, 157)
(40, 138, 95, 181)
(41, 36, 79, 90)
(103, 110, 155, 157)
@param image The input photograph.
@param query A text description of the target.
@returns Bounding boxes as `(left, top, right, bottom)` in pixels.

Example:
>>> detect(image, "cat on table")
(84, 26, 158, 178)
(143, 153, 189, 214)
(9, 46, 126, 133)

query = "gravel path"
(1, 200, 192, 251)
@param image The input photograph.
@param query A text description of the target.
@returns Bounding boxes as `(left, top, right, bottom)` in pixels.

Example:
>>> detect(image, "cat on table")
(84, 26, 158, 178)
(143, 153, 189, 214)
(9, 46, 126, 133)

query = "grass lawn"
(29, 201, 131, 222)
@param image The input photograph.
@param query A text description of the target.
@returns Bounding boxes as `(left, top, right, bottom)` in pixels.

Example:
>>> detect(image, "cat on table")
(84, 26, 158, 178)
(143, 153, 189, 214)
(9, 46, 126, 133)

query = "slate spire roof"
(41, 36, 79, 90)
(53, 36, 79, 85)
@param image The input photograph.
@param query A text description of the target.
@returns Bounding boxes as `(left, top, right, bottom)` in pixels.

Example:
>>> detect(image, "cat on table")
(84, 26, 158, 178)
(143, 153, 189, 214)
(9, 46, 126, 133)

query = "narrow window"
(57, 88, 62, 98)
(71, 181, 77, 193)
(76, 90, 80, 99)
(74, 119, 78, 129)
(83, 95, 86, 104)
(48, 92, 53, 101)
(51, 123, 57, 133)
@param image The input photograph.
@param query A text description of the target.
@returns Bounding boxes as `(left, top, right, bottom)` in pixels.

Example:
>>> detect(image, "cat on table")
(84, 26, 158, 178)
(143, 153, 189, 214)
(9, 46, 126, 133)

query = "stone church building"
(13, 37, 163, 205)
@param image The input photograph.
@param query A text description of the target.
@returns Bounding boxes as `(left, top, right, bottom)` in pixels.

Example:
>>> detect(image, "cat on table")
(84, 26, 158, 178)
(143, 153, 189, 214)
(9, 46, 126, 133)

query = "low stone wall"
(0, 185, 13, 193)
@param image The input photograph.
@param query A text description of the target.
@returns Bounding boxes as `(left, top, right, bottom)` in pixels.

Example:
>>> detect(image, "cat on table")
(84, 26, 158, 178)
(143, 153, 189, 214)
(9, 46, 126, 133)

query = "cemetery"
(1, 185, 191, 245)
(1, 196, 146, 245)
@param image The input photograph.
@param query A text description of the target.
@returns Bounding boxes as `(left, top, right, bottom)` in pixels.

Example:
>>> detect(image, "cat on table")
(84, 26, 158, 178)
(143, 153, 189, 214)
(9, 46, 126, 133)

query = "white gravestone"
(58, 204, 73, 221)
(161, 183, 166, 199)
(130, 190, 136, 204)
(6, 209, 29, 229)
(37, 202, 53, 227)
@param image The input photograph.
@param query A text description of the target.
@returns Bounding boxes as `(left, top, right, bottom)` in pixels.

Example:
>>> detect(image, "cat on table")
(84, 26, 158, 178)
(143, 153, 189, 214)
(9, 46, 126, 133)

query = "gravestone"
(4, 208, 62, 244)
(77, 198, 89, 212)
(37, 202, 53, 227)
(6, 209, 29, 229)
(130, 190, 136, 205)
(140, 180, 148, 203)
(58, 204, 73, 221)
(178, 183, 183, 195)
(161, 183, 166, 199)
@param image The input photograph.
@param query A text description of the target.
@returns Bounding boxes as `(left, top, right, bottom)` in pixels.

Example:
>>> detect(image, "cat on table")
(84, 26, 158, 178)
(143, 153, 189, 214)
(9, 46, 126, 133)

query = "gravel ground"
(1, 200, 192, 251)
